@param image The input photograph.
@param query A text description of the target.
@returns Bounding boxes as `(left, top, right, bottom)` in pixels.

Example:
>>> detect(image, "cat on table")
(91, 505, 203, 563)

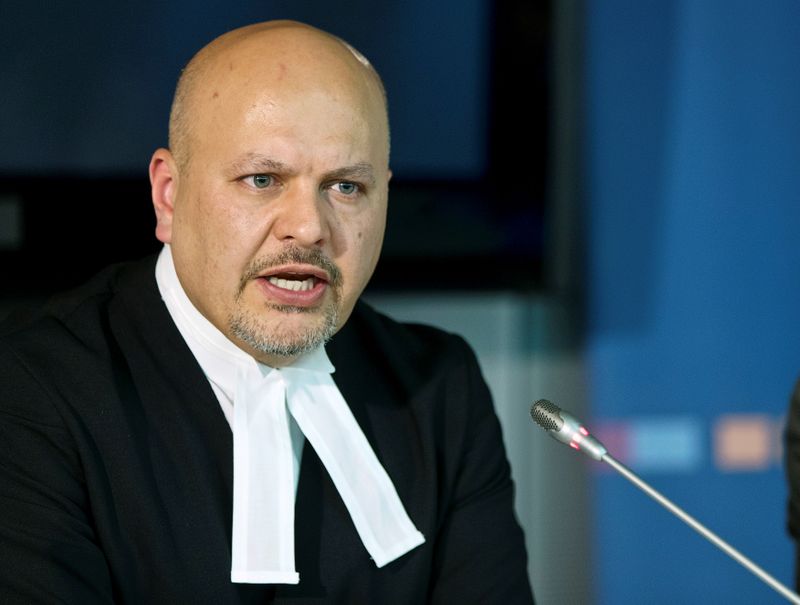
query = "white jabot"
(154, 246, 425, 584)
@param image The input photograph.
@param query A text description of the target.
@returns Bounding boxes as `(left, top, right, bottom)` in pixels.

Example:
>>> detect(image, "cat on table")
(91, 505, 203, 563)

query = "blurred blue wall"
(586, 1, 800, 602)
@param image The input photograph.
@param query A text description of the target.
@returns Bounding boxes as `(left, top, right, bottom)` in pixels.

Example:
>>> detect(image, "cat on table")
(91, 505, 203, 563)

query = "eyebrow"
(227, 153, 288, 176)
(322, 163, 376, 187)
(228, 154, 377, 187)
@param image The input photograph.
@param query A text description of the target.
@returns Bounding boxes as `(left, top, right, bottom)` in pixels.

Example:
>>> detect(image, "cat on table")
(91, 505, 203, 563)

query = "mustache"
(238, 246, 343, 293)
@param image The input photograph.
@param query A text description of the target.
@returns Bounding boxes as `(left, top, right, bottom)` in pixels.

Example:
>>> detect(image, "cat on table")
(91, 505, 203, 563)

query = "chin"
(228, 304, 339, 360)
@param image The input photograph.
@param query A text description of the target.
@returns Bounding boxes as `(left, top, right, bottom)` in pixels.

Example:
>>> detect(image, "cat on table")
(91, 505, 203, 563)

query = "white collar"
(154, 245, 424, 584)
(154, 244, 333, 400)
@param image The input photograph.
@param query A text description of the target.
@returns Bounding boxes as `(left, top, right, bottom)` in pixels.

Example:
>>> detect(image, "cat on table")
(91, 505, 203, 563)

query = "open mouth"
(267, 275, 318, 292)
(255, 265, 331, 306)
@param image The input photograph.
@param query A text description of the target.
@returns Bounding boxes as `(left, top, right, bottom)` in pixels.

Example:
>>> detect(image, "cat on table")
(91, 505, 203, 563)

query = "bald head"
(168, 21, 389, 171)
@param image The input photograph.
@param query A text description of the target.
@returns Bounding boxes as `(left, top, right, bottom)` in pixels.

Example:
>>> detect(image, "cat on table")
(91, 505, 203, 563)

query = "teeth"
(267, 276, 316, 292)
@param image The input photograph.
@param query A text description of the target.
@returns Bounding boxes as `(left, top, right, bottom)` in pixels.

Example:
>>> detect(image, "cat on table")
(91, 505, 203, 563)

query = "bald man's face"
(150, 35, 389, 365)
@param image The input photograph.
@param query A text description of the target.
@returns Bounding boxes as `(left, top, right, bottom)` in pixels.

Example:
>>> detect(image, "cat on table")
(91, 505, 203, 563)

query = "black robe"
(0, 256, 534, 604)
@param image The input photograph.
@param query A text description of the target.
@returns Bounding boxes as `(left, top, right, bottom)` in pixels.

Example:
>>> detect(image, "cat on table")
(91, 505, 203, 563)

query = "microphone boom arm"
(602, 453, 800, 604)
(530, 399, 800, 604)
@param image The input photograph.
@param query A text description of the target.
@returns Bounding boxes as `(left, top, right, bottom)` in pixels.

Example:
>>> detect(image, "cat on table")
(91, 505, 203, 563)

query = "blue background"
(586, 1, 800, 602)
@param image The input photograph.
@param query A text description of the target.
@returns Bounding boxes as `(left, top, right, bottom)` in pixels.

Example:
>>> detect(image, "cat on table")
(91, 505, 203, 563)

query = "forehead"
(186, 36, 388, 165)
(202, 90, 383, 172)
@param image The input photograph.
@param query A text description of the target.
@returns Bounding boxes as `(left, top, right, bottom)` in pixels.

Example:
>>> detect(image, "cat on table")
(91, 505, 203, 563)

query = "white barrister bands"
(231, 367, 298, 584)
(154, 245, 425, 585)
(283, 367, 426, 568)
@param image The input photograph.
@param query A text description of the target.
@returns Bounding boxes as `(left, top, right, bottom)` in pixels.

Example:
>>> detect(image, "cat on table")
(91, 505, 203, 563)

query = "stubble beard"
(229, 299, 340, 359)
(227, 247, 343, 360)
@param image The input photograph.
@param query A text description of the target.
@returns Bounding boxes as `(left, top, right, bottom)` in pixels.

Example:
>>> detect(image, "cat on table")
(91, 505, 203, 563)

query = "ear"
(149, 148, 179, 244)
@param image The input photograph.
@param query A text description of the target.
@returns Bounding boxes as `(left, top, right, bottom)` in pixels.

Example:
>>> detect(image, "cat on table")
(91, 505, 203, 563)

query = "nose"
(272, 183, 331, 247)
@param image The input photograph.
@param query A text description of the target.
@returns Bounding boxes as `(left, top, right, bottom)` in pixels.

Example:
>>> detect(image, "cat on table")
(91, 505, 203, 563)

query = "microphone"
(529, 399, 800, 604)
(529, 399, 607, 460)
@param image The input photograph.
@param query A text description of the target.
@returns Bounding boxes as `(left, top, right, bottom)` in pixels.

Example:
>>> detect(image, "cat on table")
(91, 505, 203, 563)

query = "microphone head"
(530, 399, 564, 432)
(529, 399, 608, 461)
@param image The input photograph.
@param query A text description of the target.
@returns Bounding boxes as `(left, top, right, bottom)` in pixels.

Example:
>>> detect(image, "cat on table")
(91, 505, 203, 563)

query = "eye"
(248, 174, 273, 189)
(331, 181, 360, 196)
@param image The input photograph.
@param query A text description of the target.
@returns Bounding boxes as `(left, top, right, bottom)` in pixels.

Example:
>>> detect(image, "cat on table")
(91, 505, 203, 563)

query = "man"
(0, 21, 534, 603)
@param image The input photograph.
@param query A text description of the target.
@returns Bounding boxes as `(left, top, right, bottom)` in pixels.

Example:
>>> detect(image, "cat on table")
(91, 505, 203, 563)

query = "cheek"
(346, 211, 386, 284)
(203, 191, 268, 253)
(174, 190, 264, 292)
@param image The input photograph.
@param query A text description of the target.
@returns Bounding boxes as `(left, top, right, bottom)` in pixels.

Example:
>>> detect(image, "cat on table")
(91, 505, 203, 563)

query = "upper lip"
(257, 264, 330, 283)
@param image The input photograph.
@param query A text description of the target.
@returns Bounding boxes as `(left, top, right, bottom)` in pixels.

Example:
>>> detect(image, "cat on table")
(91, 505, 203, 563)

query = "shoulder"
(1, 256, 157, 348)
(0, 257, 159, 418)
(339, 299, 482, 383)
(328, 301, 493, 447)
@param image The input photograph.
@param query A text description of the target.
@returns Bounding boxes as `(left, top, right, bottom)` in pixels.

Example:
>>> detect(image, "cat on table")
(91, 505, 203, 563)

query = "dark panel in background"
(0, 177, 160, 296)
(0, 0, 551, 297)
